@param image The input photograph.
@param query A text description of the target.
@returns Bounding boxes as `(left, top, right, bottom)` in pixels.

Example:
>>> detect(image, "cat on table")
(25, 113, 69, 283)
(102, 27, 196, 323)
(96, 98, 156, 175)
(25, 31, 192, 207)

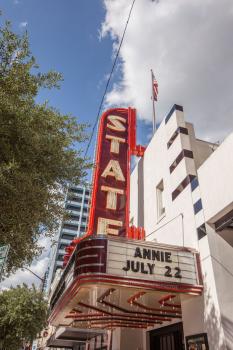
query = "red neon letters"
(87, 108, 136, 237)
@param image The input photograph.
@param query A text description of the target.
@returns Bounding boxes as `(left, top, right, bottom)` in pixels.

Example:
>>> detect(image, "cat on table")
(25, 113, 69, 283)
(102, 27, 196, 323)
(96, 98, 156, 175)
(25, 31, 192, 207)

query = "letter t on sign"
(106, 135, 125, 154)
(101, 186, 124, 210)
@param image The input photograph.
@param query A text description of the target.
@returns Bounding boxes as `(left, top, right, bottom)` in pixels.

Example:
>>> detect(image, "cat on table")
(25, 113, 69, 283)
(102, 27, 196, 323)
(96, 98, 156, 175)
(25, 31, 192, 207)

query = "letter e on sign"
(97, 218, 123, 235)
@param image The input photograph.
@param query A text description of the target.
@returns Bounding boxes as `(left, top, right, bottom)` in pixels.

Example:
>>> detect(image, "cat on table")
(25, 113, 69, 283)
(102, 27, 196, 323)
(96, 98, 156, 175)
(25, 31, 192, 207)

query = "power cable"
(84, 0, 137, 157)
(22, 266, 44, 282)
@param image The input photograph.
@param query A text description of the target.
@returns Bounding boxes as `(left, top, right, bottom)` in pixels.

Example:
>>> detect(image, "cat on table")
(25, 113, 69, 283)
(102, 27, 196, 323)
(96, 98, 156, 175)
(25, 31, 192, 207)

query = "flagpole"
(151, 69, 156, 133)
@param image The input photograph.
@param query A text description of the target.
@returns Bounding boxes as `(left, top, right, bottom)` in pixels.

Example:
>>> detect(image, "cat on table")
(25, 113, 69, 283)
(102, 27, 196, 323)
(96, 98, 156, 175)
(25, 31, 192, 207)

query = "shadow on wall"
(204, 274, 226, 350)
(221, 315, 233, 350)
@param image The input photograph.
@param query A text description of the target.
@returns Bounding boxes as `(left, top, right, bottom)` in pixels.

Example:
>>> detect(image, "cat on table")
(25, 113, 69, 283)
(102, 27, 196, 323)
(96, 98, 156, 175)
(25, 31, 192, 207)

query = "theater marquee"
(73, 236, 203, 294)
(107, 239, 201, 287)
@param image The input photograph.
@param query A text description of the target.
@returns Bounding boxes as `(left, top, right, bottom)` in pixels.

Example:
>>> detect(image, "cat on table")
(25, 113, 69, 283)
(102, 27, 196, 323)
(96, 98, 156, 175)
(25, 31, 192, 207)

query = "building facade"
(129, 104, 233, 350)
(45, 106, 233, 350)
(45, 184, 90, 294)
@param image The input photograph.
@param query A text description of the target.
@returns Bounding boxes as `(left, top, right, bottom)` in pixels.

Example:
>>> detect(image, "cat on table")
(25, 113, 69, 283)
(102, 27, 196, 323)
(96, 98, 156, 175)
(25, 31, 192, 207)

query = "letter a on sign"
(87, 108, 136, 237)
(101, 160, 125, 182)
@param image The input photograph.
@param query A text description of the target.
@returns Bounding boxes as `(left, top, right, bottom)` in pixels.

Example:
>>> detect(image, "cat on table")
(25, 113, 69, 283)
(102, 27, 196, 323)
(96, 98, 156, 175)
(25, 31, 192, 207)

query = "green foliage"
(0, 284, 48, 350)
(0, 20, 91, 273)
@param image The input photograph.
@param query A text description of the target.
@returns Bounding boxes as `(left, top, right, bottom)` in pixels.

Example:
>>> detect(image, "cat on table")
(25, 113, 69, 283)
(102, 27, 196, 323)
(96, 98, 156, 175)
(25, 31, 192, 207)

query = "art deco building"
(44, 106, 233, 350)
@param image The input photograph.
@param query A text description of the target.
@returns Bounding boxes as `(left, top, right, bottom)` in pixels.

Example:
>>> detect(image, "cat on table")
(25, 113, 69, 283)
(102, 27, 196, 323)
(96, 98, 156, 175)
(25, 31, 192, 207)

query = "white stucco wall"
(198, 133, 233, 223)
(130, 108, 200, 250)
(129, 106, 232, 350)
(197, 134, 233, 349)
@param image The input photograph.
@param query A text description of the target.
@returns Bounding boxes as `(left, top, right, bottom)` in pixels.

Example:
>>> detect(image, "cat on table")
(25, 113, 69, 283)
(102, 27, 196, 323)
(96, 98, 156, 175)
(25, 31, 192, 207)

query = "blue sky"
(1, 0, 233, 288)
(0, 0, 152, 288)
(0, 0, 151, 169)
(1, 0, 233, 170)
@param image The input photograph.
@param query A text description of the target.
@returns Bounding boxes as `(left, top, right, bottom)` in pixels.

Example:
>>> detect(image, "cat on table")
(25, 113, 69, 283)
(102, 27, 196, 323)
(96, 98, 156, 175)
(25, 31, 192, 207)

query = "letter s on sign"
(107, 115, 126, 132)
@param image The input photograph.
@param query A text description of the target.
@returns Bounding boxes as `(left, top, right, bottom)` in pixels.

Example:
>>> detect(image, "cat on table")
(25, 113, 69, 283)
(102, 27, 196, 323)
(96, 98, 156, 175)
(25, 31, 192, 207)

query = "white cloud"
(19, 21, 28, 28)
(0, 257, 49, 289)
(97, 72, 111, 90)
(0, 236, 51, 290)
(101, 0, 233, 142)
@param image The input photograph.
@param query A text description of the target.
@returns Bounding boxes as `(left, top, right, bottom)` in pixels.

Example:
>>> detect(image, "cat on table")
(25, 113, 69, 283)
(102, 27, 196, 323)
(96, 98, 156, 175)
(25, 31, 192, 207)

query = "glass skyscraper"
(45, 184, 90, 294)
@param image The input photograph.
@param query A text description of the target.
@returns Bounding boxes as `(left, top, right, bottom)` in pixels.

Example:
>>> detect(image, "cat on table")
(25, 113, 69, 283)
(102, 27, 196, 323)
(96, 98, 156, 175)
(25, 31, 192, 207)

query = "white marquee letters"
(101, 186, 124, 210)
(97, 217, 123, 235)
(106, 134, 125, 154)
(107, 115, 126, 132)
(101, 160, 125, 182)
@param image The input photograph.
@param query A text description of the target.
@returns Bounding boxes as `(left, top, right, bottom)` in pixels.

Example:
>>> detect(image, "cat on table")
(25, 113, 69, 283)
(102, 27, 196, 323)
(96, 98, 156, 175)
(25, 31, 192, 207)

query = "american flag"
(152, 70, 158, 101)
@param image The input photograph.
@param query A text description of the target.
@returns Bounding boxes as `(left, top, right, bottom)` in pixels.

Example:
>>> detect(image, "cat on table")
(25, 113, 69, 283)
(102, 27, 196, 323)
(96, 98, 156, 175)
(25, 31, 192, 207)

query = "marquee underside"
(50, 278, 202, 330)
(47, 327, 105, 348)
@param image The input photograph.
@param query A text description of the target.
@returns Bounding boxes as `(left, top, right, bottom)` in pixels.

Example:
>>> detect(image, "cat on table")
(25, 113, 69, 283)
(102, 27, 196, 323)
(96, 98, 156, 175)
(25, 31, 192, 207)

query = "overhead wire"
(84, 0, 137, 157)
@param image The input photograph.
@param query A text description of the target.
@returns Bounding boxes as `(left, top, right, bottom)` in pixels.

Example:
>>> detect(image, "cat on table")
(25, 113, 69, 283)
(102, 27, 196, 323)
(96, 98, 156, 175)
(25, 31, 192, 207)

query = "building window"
(61, 233, 74, 240)
(194, 198, 203, 214)
(69, 187, 83, 195)
(57, 254, 64, 261)
(66, 204, 81, 211)
(59, 244, 67, 250)
(62, 223, 79, 231)
(68, 214, 80, 221)
(156, 180, 165, 220)
(68, 196, 82, 203)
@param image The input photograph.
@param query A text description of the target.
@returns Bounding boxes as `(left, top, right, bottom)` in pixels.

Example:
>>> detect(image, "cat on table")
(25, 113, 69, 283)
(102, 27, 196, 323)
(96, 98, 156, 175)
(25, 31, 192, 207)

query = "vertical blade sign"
(87, 108, 136, 237)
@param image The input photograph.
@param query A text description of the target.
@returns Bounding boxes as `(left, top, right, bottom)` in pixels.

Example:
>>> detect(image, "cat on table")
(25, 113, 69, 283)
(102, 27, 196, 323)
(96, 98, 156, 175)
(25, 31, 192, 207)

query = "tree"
(0, 20, 91, 273)
(0, 284, 48, 350)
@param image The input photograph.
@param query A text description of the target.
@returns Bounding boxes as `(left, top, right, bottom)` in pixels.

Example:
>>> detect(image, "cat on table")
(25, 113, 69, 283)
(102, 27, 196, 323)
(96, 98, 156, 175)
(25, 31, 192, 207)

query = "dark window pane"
(69, 188, 83, 194)
(59, 244, 67, 250)
(63, 223, 79, 231)
(66, 205, 81, 211)
(68, 215, 80, 221)
(68, 196, 82, 203)
(61, 234, 73, 240)
(194, 199, 203, 214)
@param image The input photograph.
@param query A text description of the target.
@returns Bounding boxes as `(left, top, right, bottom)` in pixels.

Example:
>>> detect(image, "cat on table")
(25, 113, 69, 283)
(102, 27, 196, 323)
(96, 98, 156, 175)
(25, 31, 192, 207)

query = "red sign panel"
(87, 108, 136, 237)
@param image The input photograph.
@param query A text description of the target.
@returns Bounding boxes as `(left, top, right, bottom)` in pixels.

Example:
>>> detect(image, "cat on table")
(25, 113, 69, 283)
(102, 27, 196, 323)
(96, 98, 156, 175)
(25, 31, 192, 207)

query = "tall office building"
(45, 184, 90, 294)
